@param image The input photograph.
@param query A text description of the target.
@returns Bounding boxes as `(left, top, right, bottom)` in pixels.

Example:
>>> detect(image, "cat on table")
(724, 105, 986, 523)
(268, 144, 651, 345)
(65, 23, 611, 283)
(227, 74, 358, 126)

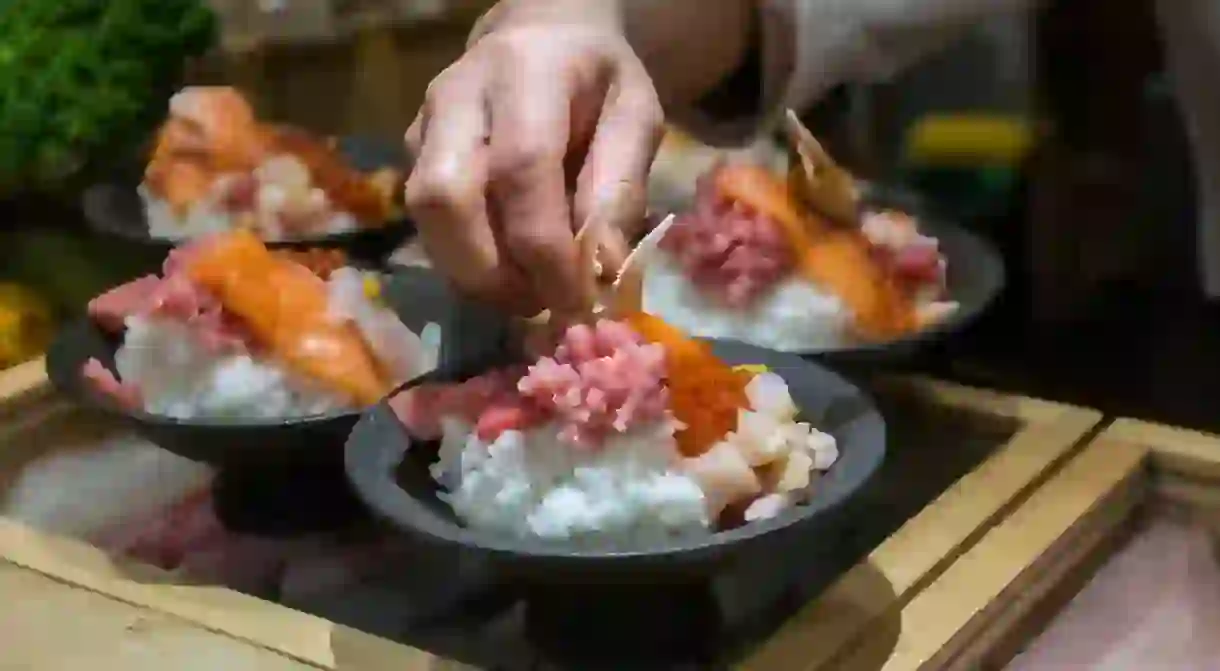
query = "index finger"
(404, 74, 534, 313)
(487, 63, 590, 317)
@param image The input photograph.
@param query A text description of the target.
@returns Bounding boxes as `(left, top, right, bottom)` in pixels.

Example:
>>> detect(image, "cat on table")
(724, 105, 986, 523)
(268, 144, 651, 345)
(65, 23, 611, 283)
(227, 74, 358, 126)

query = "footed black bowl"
(345, 343, 883, 654)
(647, 181, 1005, 365)
(82, 135, 415, 265)
(45, 264, 511, 536)
(44, 264, 511, 471)
(347, 342, 884, 578)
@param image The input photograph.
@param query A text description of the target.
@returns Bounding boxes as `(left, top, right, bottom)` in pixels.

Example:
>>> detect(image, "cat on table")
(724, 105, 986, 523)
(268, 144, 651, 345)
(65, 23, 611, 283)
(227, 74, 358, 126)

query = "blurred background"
(1, 0, 1211, 427)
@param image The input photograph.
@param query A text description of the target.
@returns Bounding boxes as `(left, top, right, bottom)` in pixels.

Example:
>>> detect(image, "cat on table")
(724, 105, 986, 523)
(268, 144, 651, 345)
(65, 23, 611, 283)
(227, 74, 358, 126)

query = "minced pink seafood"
(659, 171, 795, 307)
(392, 319, 670, 448)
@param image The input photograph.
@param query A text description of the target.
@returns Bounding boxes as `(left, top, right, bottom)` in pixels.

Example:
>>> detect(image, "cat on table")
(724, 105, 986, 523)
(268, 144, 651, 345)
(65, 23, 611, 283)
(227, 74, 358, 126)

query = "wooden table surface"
(0, 560, 316, 670)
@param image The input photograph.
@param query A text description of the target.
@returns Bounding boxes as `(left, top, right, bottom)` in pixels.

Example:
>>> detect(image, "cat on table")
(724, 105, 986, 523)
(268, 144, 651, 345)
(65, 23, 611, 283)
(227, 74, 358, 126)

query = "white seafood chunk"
(745, 372, 798, 420)
(732, 409, 792, 466)
(768, 449, 814, 493)
(743, 493, 796, 522)
(807, 431, 839, 471)
(683, 440, 762, 517)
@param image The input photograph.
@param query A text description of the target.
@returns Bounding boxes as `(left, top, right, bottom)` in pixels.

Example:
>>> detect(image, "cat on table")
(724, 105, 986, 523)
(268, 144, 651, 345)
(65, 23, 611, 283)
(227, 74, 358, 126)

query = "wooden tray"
(0, 357, 1102, 670)
(837, 418, 1220, 670)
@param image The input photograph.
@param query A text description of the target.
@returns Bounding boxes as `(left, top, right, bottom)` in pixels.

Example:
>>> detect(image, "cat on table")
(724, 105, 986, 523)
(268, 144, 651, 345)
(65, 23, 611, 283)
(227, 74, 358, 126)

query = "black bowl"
(809, 183, 1007, 364)
(81, 135, 415, 264)
(648, 181, 1006, 364)
(345, 341, 885, 583)
(44, 265, 512, 471)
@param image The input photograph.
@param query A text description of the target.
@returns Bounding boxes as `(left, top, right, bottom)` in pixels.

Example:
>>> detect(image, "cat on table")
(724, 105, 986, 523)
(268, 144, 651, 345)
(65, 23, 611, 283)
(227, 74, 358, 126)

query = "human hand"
(404, 0, 663, 318)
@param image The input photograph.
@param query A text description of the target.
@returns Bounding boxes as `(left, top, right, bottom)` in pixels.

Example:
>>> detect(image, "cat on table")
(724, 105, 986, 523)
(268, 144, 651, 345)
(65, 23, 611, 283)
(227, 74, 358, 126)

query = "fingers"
(487, 58, 592, 317)
(405, 68, 531, 309)
(594, 224, 630, 279)
(574, 63, 664, 260)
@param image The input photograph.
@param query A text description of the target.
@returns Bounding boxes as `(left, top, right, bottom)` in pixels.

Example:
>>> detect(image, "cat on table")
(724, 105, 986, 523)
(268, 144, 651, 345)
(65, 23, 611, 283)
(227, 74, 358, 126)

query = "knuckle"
(422, 64, 458, 105)
(421, 62, 471, 110)
(403, 167, 466, 215)
(503, 222, 560, 262)
(482, 28, 532, 57)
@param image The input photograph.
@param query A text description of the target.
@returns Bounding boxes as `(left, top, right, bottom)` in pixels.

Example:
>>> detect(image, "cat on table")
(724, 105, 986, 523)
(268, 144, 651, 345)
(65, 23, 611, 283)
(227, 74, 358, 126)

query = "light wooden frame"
(836, 418, 1220, 671)
(734, 378, 1101, 671)
(0, 359, 1102, 670)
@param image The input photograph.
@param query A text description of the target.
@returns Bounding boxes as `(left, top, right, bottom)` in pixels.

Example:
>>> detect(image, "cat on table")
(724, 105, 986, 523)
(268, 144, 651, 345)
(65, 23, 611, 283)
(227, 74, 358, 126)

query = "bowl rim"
(344, 344, 887, 561)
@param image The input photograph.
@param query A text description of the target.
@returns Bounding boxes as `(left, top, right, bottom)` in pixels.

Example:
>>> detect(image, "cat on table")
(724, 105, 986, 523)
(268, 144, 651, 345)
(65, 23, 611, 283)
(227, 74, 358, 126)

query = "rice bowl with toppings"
(391, 315, 840, 547)
(82, 231, 440, 421)
(140, 87, 403, 242)
(643, 165, 959, 353)
(642, 113, 960, 353)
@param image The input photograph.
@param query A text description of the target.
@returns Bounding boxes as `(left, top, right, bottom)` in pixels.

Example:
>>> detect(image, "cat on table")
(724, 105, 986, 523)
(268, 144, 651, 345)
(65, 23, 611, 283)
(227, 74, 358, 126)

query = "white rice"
(115, 316, 349, 420)
(111, 265, 440, 420)
(642, 253, 854, 352)
(142, 183, 232, 241)
(141, 168, 359, 243)
(433, 419, 710, 548)
(427, 370, 842, 545)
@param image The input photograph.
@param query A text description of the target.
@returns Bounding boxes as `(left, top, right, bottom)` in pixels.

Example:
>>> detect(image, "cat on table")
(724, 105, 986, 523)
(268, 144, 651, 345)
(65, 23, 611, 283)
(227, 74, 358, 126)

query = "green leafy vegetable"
(0, 0, 216, 193)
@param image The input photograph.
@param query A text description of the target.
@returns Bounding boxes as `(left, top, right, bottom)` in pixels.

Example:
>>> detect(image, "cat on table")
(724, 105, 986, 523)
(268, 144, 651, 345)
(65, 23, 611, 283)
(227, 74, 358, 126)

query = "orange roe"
(622, 312, 751, 457)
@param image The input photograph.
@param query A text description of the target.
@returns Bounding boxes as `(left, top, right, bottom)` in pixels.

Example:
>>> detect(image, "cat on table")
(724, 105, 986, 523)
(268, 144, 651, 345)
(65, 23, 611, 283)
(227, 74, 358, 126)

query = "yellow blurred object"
(733, 364, 770, 376)
(904, 115, 1035, 168)
(660, 126, 700, 151)
(0, 284, 55, 370)
(362, 274, 382, 302)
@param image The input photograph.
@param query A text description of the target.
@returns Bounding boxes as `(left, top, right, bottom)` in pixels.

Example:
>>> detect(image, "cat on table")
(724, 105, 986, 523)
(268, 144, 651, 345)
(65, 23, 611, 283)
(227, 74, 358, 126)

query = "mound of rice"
(435, 419, 709, 546)
(143, 155, 360, 242)
(115, 315, 348, 420)
(643, 254, 853, 352)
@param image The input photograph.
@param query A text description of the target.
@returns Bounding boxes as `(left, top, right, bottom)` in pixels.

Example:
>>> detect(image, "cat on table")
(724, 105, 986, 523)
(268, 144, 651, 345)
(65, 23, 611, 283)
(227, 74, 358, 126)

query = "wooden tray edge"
(736, 383, 1102, 671)
(0, 357, 50, 406)
(0, 511, 451, 670)
(842, 418, 1220, 671)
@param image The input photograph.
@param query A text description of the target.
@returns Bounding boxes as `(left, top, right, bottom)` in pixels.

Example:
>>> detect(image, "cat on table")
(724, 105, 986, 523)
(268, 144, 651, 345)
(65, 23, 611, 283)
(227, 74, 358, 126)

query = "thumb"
(574, 66, 664, 273)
